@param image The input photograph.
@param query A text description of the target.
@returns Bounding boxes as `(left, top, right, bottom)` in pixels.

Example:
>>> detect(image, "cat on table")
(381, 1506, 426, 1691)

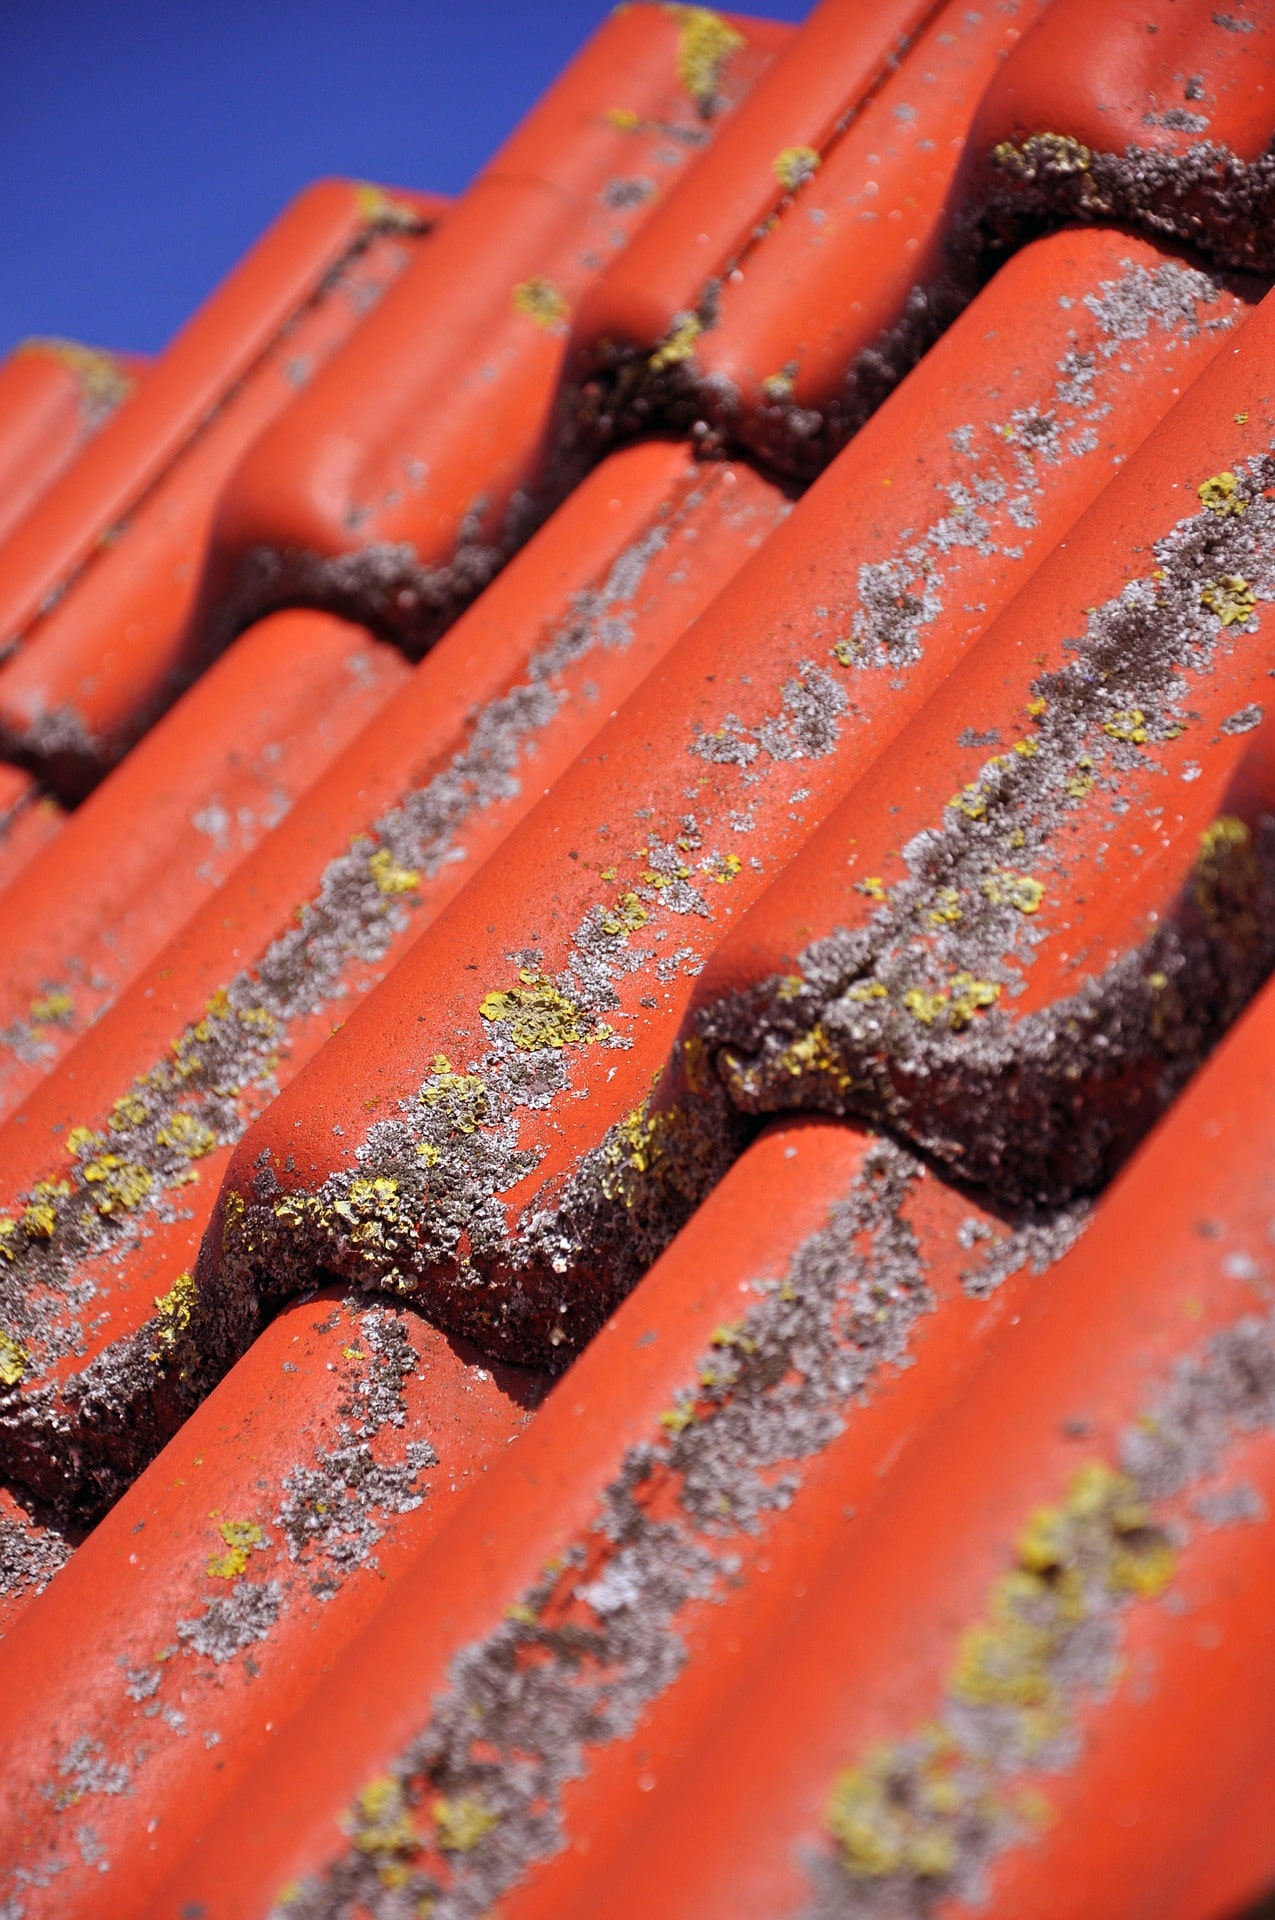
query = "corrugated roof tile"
(1, 3, 1274, 1914)
(0, 338, 144, 549)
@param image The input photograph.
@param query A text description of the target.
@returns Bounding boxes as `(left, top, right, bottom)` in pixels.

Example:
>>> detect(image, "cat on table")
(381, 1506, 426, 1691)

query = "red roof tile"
(1, 3, 1274, 1916)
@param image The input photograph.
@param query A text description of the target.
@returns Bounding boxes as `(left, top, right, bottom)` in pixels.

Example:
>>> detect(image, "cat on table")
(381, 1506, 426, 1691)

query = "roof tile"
(0, 3, 1274, 1913)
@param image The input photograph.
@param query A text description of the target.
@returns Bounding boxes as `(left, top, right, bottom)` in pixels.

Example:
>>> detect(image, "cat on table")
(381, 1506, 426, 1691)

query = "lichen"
(803, 1309, 1275, 1916)
(697, 462, 1275, 1207)
(665, 5, 745, 115)
(265, 1140, 1089, 1920)
(0, 500, 708, 1517)
(511, 279, 568, 331)
(206, 1518, 265, 1580)
(773, 146, 821, 191)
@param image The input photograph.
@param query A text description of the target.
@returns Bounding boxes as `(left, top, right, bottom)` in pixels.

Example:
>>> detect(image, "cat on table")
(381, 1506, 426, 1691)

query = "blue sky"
(0, 1, 810, 359)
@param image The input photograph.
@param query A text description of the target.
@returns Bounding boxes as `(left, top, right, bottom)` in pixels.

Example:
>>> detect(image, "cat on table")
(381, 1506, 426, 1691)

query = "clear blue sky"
(0, 1, 811, 360)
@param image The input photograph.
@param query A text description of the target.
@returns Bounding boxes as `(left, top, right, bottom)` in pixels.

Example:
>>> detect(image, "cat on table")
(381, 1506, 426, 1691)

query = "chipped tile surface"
(0, 3, 1274, 1916)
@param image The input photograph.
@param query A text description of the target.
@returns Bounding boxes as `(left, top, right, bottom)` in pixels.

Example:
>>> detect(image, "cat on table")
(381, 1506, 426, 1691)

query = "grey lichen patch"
(802, 1305, 1275, 1917)
(214, 815, 762, 1365)
(0, 1490, 75, 1616)
(277, 1308, 439, 1600)
(698, 464, 1275, 1207)
(0, 1301, 454, 1919)
(176, 1578, 282, 1664)
(217, 265, 1195, 1370)
(978, 134, 1275, 283)
(556, 129, 1253, 483)
(0, 512, 689, 1518)
(271, 1139, 1076, 1920)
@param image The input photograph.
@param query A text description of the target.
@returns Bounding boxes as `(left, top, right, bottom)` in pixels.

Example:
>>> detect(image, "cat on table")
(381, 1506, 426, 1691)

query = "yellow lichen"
(665, 4, 745, 112)
(156, 1111, 217, 1158)
(827, 1732, 969, 1881)
(83, 1156, 152, 1215)
(420, 1072, 488, 1135)
(1198, 469, 1245, 516)
(946, 975, 1000, 1030)
(990, 130, 1091, 179)
(928, 889, 963, 927)
(601, 890, 649, 935)
(21, 1203, 57, 1241)
(658, 1403, 696, 1433)
(758, 1023, 857, 1094)
(773, 145, 820, 191)
(352, 183, 422, 231)
(18, 336, 134, 410)
(28, 989, 73, 1026)
(710, 853, 742, 883)
(109, 1093, 148, 1132)
(948, 784, 987, 821)
(1102, 708, 1148, 745)
(605, 105, 643, 131)
(904, 988, 948, 1026)
(150, 1271, 197, 1365)
(1066, 754, 1094, 800)
(368, 847, 420, 895)
(856, 876, 887, 902)
(681, 1033, 711, 1095)
(649, 311, 702, 373)
(206, 1518, 263, 1580)
(480, 973, 587, 1051)
(711, 1321, 757, 1355)
(349, 1777, 419, 1857)
(512, 278, 568, 330)
(66, 1126, 102, 1157)
(776, 974, 806, 1002)
(1194, 814, 1258, 926)
(983, 872, 1045, 914)
(824, 1459, 1176, 1885)
(0, 1330, 27, 1388)
(433, 1794, 498, 1853)
(1200, 574, 1257, 626)
(763, 369, 796, 403)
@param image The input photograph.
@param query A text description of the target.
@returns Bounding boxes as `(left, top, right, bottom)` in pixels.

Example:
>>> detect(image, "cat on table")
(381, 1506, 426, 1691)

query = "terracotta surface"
(1, 4, 1274, 1914)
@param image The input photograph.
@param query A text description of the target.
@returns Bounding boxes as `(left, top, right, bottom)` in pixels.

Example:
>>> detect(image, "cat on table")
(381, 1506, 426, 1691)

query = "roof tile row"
(0, 2, 1274, 1915)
